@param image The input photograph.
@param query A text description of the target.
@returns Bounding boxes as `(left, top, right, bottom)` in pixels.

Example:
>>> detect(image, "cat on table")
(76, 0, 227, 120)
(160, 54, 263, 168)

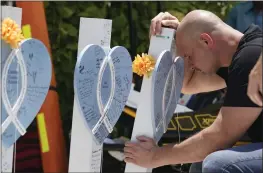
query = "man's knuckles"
(124, 146, 136, 153)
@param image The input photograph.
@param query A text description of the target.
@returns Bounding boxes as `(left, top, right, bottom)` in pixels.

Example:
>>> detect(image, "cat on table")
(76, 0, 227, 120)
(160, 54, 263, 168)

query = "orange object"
(15, 2, 68, 172)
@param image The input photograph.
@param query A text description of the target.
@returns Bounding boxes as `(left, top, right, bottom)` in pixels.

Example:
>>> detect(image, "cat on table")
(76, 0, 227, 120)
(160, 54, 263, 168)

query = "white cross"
(125, 28, 175, 173)
(68, 18, 112, 173)
(1, 6, 23, 173)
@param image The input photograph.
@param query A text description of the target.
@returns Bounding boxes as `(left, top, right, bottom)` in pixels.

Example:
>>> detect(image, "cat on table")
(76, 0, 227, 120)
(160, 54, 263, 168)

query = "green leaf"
(78, 6, 106, 18)
(59, 23, 78, 36)
(66, 43, 77, 50)
(58, 7, 74, 18)
(132, 8, 138, 21)
(113, 13, 127, 28)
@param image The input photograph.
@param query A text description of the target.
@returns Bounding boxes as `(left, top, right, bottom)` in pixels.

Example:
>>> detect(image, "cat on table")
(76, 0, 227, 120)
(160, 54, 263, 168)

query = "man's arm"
(124, 106, 262, 168)
(152, 106, 262, 166)
(248, 52, 262, 106)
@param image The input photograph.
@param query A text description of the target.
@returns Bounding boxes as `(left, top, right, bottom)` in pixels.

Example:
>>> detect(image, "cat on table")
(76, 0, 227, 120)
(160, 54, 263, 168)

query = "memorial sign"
(69, 18, 132, 172)
(152, 51, 184, 142)
(2, 38, 52, 148)
(74, 45, 132, 145)
(1, 6, 52, 173)
(125, 28, 184, 173)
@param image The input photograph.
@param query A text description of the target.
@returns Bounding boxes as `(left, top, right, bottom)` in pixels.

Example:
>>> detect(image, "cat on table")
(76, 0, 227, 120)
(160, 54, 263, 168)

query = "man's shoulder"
(230, 32, 262, 75)
(233, 41, 262, 68)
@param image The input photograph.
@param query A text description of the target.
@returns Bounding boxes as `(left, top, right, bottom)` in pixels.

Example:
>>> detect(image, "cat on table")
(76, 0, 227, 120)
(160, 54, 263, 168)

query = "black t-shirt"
(217, 24, 263, 142)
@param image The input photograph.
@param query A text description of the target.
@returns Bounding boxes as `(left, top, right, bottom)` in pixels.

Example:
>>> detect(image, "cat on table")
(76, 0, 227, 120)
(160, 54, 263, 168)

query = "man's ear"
(200, 33, 213, 49)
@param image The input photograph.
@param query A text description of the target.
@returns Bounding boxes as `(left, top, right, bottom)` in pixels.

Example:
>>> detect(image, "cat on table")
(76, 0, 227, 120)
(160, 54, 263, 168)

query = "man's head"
(176, 10, 243, 74)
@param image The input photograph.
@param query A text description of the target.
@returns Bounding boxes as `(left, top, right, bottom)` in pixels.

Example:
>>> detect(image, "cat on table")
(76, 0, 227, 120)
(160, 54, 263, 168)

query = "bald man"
(124, 10, 262, 173)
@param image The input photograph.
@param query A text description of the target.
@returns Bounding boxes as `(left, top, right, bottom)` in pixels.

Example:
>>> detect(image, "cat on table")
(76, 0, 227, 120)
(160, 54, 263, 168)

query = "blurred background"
(2, 1, 262, 173)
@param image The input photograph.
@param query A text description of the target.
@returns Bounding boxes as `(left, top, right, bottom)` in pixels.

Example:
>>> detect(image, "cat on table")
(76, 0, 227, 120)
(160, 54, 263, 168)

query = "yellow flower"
(1, 17, 24, 49)
(132, 53, 156, 78)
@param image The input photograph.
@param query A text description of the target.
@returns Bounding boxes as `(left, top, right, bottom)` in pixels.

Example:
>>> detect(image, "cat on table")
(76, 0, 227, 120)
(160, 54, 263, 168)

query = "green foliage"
(164, 1, 236, 21)
(44, 1, 237, 152)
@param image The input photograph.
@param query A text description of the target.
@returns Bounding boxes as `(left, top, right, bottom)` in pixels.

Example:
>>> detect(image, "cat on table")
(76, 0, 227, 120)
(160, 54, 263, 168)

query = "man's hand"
(150, 12, 180, 37)
(124, 136, 159, 168)
(248, 53, 262, 106)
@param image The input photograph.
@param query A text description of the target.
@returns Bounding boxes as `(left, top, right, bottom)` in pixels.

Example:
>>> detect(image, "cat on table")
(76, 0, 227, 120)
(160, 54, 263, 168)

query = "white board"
(125, 28, 175, 172)
(1, 6, 22, 173)
(68, 18, 112, 172)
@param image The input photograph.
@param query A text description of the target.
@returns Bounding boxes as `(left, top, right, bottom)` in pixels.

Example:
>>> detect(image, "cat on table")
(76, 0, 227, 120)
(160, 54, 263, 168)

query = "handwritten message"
(101, 47, 132, 130)
(74, 45, 132, 145)
(90, 145, 103, 172)
(152, 51, 172, 139)
(100, 21, 111, 46)
(165, 57, 184, 127)
(75, 45, 104, 130)
(1, 39, 52, 148)
(152, 51, 184, 142)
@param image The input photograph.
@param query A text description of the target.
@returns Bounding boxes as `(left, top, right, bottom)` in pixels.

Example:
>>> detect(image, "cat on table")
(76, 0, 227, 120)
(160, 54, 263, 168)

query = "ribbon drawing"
(93, 50, 116, 134)
(152, 50, 184, 142)
(74, 44, 132, 145)
(2, 46, 27, 136)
